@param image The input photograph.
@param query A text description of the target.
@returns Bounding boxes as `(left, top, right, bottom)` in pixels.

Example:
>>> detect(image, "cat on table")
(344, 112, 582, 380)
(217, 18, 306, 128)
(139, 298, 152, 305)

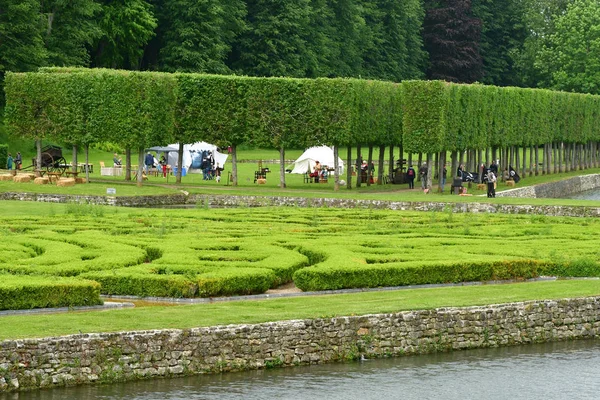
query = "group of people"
(404, 162, 447, 192)
(143, 152, 169, 178)
(309, 160, 328, 183)
(6, 152, 22, 171)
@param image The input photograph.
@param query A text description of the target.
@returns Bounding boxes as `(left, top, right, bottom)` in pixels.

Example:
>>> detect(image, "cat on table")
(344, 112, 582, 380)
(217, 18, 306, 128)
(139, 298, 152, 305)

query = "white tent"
(166, 142, 228, 171)
(288, 146, 344, 175)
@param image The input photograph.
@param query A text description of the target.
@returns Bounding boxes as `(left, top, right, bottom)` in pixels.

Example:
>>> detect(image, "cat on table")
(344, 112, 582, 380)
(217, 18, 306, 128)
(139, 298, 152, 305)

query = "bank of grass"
(1, 279, 600, 340)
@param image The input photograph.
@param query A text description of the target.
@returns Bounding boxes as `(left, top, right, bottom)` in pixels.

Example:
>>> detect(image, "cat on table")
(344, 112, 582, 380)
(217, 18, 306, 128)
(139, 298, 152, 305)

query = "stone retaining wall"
(1, 297, 600, 392)
(497, 174, 600, 198)
(3, 191, 600, 218)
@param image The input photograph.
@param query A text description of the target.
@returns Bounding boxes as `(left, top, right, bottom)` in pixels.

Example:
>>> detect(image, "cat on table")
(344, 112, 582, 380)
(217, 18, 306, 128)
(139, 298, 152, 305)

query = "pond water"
(4, 339, 600, 400)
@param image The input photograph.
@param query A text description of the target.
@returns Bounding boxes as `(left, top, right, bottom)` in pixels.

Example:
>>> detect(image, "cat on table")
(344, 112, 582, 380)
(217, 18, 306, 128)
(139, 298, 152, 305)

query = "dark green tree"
(423, 0, 483, 83)
(472, 0, 527, 86)
(230, 0, 313, 77)
(151, 0, 246, 73)
(0, 0, 46, 74)
(92, 0, 157, 69)
(41, 0, 102, 67)
(362, 0, 426, 81)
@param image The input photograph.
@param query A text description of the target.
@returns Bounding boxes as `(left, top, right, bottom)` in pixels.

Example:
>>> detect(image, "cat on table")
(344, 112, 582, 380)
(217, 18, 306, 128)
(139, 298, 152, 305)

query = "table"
(78, 163, 93, 173)
(65, 171, 79, 179)
(46, 172, 62, 184)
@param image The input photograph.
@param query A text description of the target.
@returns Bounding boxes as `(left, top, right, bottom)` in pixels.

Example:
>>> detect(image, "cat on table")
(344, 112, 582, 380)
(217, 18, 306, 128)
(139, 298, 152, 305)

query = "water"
(4, 340, 600, 400)
(564, 188, 600, 200)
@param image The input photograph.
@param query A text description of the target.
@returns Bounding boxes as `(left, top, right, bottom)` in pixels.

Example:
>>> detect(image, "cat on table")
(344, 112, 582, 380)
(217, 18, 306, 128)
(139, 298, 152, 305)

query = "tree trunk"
(85, 144, 90, 183)
(125, 148, 132, 181)
(388, 145, 394, 178)
(136, 148, 144, 187)
(334, 146, 340, 191)
(516, 147, 522, 180)
(346, 146, 352, 190)
(366, 145, 373, 186)
(279, 146, 286, 188)
(426, 153, 433, 189)
(534, 146, 539, 176)
(377, 145, 384, 185)
(458, 150, 464, 172)
(521, 145, 527, 178)
(36, 140, 42, 177)
(232, 144, 238, 186)
(558, 142, 563, 173)
(418, 153, 423, 183)
(477, 149, 483, 183)
(451, 151, 458, 179)
(529, 145, 533, 177)
(72, 145, 78, 173)
(176, 143, 184, 183)
(438, 151, 446, 192)
(356, 144, 362, 187)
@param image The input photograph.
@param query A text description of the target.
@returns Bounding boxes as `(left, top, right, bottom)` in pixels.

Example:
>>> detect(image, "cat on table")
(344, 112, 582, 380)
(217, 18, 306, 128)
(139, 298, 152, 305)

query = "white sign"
(106, 188, 116, 195)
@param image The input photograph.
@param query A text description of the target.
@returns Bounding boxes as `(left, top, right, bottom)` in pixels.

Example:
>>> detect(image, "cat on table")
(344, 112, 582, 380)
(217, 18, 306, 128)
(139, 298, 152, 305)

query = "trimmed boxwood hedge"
(3, 206, 600, 307)
(0, 275, 102, 311)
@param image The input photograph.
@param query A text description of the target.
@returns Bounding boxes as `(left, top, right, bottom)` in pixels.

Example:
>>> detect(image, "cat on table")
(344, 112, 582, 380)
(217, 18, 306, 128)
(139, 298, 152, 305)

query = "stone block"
(506, 180, 515, 187)
(34, 177, 49, 185)
(257, 178, 266, 184)
(477, 184, 486, 190)
(0, 174, 13, 181)
(75, 177, 87, 184)
(57, 178, 75, 187)
(13, 175, 31, 183)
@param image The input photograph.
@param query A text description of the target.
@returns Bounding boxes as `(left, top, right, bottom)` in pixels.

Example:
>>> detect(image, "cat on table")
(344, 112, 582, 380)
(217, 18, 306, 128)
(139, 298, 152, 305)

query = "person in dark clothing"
(144, 152, 154, 174)
(15, 152, 22, 170)
(419, 162, 428, 190)
(406, 165, 416, 189)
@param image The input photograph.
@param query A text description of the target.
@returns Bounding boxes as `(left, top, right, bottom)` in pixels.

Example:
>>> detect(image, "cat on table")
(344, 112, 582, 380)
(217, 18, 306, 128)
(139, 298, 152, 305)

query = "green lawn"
(1, 279, 600, 340)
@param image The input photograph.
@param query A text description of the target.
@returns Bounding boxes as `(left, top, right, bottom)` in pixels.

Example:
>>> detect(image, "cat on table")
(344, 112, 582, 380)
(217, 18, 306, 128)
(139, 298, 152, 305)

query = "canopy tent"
(288, 146, 344, 175)
(165, 142, 228, 171)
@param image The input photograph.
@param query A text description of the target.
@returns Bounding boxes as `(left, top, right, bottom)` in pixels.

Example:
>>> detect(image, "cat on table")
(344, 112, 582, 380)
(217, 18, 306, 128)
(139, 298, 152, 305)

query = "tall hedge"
(5, 69, 600, 163)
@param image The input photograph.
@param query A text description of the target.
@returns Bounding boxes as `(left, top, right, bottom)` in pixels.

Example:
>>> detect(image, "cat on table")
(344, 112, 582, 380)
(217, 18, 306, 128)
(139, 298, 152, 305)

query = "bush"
(0, 275, 102, 310)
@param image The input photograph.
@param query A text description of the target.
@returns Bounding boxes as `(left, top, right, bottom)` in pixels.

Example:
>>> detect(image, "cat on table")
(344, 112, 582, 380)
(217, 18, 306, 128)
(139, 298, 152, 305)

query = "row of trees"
(5, 69, 600, 190)
(2, 0, 599, 100)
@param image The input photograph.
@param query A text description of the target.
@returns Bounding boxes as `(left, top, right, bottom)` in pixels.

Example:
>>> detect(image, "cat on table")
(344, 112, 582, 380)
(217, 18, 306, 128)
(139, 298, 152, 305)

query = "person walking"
(406, 165, 416, 189)
(7, 153, 13, 171)
(486, 169, 497, 198)
(419, 162, 428, 191)
(15, 152, 22, 170)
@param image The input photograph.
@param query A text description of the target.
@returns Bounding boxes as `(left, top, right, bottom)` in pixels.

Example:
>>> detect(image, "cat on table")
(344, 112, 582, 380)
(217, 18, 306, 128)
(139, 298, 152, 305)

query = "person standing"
(7, 153, 13, 171)
(15, 152, 22, 170)
(486, 169, 497, 198)
(441, 165, 447, 192)
(144, 152, 154, 174)
(406, 165, 416, 189)
(419, 162, 428, 190)
(159, 155, 167, 178)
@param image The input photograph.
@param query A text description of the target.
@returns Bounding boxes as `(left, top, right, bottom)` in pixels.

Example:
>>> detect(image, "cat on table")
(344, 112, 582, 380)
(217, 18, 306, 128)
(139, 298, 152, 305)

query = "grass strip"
(1, 279, 600, 340)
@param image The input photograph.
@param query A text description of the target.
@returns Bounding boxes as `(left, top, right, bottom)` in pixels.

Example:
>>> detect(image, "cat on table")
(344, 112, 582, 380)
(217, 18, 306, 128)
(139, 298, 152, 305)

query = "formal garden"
(2, 201, 600, 311)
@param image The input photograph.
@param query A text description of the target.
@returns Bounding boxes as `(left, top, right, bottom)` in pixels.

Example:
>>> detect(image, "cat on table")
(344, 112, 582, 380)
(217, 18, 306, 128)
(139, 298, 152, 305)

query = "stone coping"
(0, 302, 134, 317)
(2, 191, 600, 218)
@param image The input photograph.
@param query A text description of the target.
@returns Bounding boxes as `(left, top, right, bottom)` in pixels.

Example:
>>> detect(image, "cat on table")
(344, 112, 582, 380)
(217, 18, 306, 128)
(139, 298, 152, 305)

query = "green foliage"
(0, 275, 102, 310)
(535, 0, 600, 95)
(0, 144, 7, 169)
(42, 0, 102, 67)
(92, 0, 158, 69)
(155, 0, 246, 74)
(401, 80, 447, 153)
(2, 206, 600, 306)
